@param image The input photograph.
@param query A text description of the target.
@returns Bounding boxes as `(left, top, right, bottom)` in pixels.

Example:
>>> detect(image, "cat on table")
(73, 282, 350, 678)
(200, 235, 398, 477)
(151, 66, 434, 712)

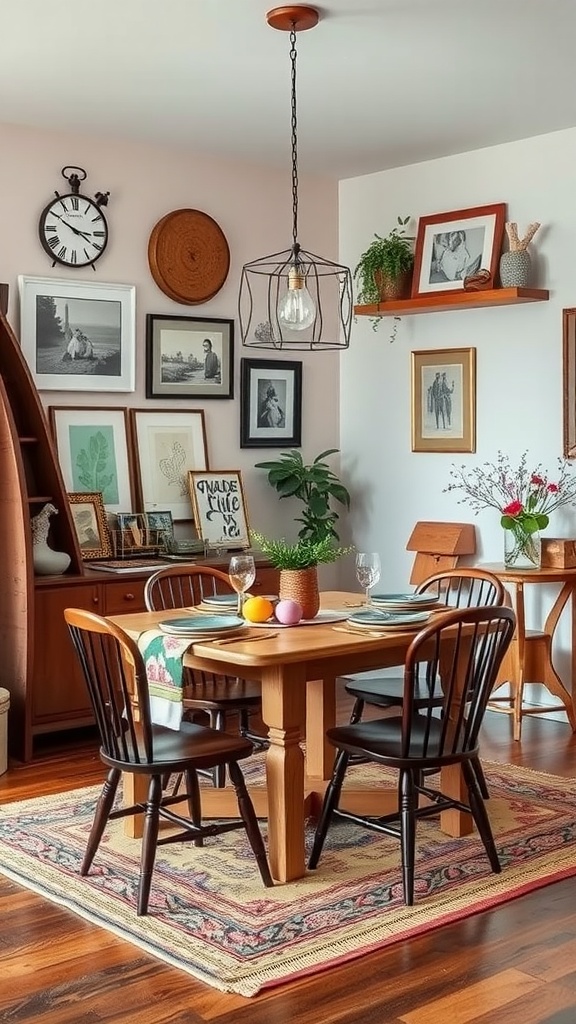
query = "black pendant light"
(239, 5, 352, 352)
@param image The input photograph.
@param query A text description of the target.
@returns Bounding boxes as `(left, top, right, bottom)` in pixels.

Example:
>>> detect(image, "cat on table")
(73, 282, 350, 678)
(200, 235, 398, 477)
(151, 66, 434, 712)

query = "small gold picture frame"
(68, 492, 112, 560)
(411, 347, 476, 453)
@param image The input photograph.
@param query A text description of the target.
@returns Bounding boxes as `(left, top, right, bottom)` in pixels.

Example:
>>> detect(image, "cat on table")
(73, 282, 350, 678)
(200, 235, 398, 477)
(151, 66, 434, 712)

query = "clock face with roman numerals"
(38, 193, 109, 268)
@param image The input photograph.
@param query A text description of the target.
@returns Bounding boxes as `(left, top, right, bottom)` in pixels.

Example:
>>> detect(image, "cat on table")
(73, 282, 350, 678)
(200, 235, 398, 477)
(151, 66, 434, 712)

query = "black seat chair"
(144, 565, 268, 787)
(342, 569, 506, 799)
(64, 608, 273, 916)
(309, 605, 515, 905)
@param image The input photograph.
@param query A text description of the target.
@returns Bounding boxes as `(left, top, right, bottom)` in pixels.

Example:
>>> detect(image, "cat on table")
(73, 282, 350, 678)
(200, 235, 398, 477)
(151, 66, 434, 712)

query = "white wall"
(339, 126, 576, 692)
(0, 120, 342, 541)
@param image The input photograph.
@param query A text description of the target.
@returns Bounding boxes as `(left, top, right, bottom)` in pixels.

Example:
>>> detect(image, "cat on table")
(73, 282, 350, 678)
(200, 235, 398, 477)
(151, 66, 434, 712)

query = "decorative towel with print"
(136, 628, 191, 729)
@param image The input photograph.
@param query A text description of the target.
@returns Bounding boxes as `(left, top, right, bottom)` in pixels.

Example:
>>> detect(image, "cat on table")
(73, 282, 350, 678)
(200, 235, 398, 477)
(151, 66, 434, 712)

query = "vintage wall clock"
(38, 166, 110, 269)
(147, 208, 230, 304)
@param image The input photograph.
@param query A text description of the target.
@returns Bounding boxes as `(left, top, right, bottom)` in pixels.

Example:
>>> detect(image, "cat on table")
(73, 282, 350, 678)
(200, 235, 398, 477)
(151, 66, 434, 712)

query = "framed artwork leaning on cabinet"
(49, 406, 134, 514)
(19, 275, 136, 392)
(188, 469, 250, 550)
(130, 408, 209, 521)
(68, 491, 112, 560)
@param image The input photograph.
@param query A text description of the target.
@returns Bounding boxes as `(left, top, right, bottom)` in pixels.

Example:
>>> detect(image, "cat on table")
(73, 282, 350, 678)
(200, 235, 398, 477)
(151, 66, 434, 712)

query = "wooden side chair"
(144, 565, 268, 788)
(64, 608, 273, 916)
(309, 605, 516, 905)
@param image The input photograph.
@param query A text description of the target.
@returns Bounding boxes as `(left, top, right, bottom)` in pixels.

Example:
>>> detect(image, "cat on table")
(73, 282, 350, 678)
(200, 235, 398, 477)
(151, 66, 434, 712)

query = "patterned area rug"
(0, 761, 575, 997)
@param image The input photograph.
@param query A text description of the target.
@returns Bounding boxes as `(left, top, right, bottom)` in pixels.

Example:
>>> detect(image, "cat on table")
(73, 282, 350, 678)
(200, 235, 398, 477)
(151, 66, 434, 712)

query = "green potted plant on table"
(354, 215, 414, 340)
(251, 533, 351, 619)
(254, 448, 350, 545)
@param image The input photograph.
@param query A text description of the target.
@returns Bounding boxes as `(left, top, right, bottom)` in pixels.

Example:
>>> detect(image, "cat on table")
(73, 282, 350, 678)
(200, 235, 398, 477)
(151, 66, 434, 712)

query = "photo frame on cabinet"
(411, 204, 506, 298)
(146, 314, 234, 399)
(68, 492, 112, 560)
(411, 347, 476, 453)
(18, 276, 136, 391)
(188, 470, 250, 549)
(130, 408, 209, 521)
(563, 308, 576, 458)
(49, 406, 134, 514)
(240, 357, 302, 448)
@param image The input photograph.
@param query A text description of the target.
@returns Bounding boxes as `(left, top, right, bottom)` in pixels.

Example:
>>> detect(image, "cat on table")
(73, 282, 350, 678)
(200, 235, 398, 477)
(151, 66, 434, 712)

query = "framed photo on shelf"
(411, 204, 506, 298)
(49, 406, 134, 514)
(146, 314, 234, 400)
(18, 276, 136, 392)
(68, 492, 112, 560)
(188, 470, 250, 549)
(563, 308, 576, 458)
(130, 408, 209, 520)
(240, 357, 302, 448)
(411, 347, 476, 453)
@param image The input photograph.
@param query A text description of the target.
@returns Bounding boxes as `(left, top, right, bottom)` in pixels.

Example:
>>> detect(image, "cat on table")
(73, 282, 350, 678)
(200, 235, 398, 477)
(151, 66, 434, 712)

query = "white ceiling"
(2, 0, 576, 180)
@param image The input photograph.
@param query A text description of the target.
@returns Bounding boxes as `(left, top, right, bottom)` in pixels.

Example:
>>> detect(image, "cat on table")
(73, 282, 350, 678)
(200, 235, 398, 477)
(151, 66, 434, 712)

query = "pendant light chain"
(289, 25, 299, 253)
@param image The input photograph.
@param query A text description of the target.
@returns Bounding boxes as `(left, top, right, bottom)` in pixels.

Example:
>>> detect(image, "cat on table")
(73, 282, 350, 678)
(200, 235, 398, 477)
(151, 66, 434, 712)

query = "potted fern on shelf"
(354, 216, 414, 339)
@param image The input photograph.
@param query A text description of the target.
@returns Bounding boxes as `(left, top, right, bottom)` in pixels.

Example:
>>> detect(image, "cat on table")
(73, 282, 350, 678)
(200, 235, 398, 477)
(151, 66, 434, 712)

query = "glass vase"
(503, 524, 541, 570)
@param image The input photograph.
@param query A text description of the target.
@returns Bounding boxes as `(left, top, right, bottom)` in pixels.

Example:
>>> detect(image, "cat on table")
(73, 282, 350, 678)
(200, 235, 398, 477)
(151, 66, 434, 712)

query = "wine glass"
(355, 552, 381, 608)
(228, 554, 256, 615)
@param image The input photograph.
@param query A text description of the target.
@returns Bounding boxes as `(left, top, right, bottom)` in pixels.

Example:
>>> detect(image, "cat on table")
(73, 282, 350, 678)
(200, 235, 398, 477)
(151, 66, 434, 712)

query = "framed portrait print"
(411, 348, 476, 453)
(68, 492, 112, 560)
(240, 358, 302, 448)
(188, 470, 250, 549)
(411, 204, 506, 298)
(563, 308, 576, 458)
(18, 276, 136, 391)
(130, 409, 209, 520)
(146, 314, 234, 399)
(49, 406, 134, 514)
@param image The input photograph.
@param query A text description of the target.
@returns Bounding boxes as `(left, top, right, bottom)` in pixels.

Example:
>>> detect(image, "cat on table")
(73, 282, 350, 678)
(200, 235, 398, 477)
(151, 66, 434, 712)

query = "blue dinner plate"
(347, 609, 430, 628)
(371, 592, 438, 606)
(160, 615, 244, 633)
(201, 594, 239, 607)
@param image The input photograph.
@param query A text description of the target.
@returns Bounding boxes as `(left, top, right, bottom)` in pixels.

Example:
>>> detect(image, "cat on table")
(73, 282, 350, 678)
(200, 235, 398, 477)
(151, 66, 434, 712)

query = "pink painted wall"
(0, 120, 341, 538)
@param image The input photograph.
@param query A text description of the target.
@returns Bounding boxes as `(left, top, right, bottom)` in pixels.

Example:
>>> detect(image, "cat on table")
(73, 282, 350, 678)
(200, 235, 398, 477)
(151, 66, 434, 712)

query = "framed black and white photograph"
(68, 492, 112, 560)
(411, 204, 506, 298)
(18, 276, 136, 391)
(240, 357, 302, 448)
(411, 347, 476, 453)
(188, 470, 250, 549)
(146, 314, 233, 399)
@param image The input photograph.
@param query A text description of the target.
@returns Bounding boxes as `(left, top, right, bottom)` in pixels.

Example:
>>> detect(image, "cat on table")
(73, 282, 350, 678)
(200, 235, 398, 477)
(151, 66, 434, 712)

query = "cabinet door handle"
(92, 595, 99, 604)
(124, 593, 135, 601)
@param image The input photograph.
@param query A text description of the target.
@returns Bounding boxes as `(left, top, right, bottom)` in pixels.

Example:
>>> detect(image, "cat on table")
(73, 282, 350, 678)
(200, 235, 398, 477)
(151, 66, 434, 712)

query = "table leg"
(123, 773, 146, 838)
(305, 675, 336, 780)
(260, 663, 307, 882)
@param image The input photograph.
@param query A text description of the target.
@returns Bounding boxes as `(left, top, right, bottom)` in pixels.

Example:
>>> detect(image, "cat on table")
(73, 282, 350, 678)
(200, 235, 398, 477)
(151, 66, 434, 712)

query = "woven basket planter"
(278, 567, 320, 620)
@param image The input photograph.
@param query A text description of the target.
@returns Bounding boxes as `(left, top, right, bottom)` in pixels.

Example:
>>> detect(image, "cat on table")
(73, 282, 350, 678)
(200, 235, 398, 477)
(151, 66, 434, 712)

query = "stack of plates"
(345, 608, 431, 631)
(159, 614, 245, 639)
(371, 592, 441, 613)
(199, 593, 239, 609)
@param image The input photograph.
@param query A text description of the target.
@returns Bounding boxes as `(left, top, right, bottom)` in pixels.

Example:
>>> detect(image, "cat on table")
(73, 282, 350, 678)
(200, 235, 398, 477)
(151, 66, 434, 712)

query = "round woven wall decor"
(147, 208, 230, 304)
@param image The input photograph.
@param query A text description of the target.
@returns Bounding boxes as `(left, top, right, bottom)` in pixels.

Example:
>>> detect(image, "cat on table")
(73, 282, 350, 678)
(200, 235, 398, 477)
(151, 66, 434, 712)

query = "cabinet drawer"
(103, 579, 146, 614)
(251, 568, 280, 596)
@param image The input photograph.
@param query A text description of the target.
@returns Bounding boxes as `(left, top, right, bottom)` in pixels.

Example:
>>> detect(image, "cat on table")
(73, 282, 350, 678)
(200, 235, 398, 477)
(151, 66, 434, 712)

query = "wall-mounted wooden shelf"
(354, 287, 549, 318)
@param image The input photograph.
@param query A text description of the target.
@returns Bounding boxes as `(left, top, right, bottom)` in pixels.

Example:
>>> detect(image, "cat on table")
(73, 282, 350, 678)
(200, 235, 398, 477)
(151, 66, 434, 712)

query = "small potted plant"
(354, 216, 414, 339)
(251, 533, 351, 619)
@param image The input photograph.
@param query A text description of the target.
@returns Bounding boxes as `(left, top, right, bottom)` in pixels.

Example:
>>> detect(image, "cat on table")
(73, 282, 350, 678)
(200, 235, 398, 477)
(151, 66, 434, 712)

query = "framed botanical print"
(240, 357, 302, 448)
(18, 276, 136, 391)
(130, 409, 209, 520)
(411, 347, 476, 453)
(188, 470, 250, 549)
(49, 406, 134, 514)
(68, 492, 112, 560)
(145, 314, 234, 399)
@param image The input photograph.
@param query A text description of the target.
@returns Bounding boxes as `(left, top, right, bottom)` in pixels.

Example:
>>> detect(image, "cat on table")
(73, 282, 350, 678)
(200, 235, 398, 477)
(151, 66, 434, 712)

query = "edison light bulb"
(277, 267, 315, 330)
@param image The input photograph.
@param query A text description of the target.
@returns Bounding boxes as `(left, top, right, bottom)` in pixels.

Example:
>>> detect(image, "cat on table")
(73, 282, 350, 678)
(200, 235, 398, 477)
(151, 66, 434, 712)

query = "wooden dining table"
(109, 591, 473, 883)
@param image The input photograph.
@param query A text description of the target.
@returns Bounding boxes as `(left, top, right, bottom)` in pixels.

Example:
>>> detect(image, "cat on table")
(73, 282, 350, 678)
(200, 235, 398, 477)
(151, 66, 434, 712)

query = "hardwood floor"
(1, 689, 575, 1024)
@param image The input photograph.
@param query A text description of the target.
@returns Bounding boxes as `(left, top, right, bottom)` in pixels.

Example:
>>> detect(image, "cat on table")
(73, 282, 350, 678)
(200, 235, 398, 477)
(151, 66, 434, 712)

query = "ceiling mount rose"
(266, 5, 319, 32)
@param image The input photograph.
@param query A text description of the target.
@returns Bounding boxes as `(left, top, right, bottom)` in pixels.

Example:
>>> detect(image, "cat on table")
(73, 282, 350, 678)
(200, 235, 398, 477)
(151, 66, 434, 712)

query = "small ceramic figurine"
(31, 502, 71, 576)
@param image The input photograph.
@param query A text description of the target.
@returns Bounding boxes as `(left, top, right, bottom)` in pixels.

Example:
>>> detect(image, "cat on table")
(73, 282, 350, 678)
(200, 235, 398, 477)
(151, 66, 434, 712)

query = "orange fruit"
(242, 595, 274, 623)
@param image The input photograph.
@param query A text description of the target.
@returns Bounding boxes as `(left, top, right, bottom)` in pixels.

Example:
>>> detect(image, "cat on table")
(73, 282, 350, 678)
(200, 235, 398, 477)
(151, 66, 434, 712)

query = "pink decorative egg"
(274, 599, 303, 625)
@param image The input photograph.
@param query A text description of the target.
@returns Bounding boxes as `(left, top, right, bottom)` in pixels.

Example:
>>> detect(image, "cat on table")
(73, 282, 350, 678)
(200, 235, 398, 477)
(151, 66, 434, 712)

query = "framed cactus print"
(129, 409, 209, 521)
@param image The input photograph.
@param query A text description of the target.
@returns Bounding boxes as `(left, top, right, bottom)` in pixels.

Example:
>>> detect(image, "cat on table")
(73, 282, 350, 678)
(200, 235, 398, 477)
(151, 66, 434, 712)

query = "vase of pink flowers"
(444, 451, 576, 570)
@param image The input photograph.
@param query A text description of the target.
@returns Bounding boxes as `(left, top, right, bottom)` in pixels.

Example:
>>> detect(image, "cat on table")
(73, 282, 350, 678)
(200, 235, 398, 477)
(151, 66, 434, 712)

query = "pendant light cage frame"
(239, 5, 352, 352)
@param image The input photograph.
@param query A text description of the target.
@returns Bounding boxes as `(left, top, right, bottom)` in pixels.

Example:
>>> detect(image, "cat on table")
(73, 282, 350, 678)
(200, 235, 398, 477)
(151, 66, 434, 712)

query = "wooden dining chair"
(340, 568, 505, 799)
(64, 607, 273, 916)
(309, 605, 516, 905)
(144, 565, 268, 788)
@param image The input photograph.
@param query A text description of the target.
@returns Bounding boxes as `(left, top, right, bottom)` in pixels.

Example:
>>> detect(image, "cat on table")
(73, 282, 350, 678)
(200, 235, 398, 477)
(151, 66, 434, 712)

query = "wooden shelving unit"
(354, 287, 549, 318)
